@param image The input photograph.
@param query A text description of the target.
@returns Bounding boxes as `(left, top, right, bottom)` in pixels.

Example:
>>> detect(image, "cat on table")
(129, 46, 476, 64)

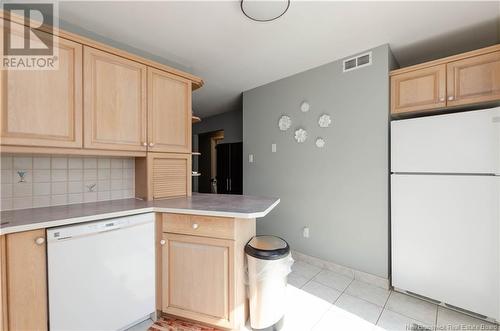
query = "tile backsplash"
(0, 154, 135, 211)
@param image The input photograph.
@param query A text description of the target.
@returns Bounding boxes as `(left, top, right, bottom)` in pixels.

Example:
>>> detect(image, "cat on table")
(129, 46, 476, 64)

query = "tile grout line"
(375, 288, 393, 325)
(305, 269, 355, 331)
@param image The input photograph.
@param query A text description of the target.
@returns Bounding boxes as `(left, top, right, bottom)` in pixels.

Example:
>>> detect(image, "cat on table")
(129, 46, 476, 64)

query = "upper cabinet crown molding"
(0, 11, 203, 90)
(84, 46, 148, 152)
(390, 44, 500, 116)
(1, 21, 83, 148)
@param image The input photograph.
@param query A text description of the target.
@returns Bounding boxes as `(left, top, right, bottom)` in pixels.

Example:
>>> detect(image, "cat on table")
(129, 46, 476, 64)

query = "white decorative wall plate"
(318, 114, 331, 128)
(278, 115, 292, 131)
(315, 138, 325, 148)
(294, 128, 307, 143)
(300, 101, 310, 113)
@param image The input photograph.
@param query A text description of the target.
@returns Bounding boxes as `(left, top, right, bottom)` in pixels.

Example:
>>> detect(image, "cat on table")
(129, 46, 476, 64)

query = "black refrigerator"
(216, 142, 242, 194)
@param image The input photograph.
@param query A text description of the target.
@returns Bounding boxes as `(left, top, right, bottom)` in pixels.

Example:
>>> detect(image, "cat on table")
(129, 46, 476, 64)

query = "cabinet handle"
(192, 223, 199, 230)
(439, 97, 445, 102)
(142, 142, 147, 147)
(160, 239, 166, 245)
(149, 142, 155, 147)
(448, 96, 454, 101)
(35, 237, 45, 245)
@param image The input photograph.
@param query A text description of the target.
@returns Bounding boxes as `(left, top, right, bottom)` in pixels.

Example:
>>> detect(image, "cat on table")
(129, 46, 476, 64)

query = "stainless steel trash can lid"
(245, 235, 290, 260)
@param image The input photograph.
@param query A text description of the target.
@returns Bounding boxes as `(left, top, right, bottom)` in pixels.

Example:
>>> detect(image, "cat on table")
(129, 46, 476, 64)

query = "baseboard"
(291, 250, 390, 290)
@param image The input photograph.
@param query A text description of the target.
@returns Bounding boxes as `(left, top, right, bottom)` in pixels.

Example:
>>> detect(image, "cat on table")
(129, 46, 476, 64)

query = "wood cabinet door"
(162, 233, 234, 329)
(447, 51, 500, 107)
(0, 22, 83, 148)
(84, 46, 147, 151)
(6, 229, 48, 331)
(391, 65, 446, 114)
(147, 68, 192, 153)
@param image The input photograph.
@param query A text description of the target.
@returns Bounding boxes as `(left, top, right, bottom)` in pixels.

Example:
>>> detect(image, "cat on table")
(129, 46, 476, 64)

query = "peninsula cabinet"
(84, 46, 148, 152)
(0, 21, 83, 148)
(391, 45, 500, 116)
(148, 68, 192, 153)
(3, 230, 48, 331)
(160, 214, 256, 330)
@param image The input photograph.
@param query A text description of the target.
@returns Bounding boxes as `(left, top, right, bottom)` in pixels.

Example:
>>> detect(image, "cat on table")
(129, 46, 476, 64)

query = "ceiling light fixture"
(241, 0, 290, 22)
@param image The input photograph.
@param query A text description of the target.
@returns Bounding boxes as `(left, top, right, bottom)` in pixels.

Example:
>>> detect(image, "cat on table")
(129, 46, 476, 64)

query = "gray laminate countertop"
(0, 194, 280, 235)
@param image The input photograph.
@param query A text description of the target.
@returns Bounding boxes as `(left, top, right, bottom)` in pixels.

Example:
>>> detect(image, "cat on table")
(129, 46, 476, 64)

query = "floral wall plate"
(300, 101, 310, 113)
(315, 138, 325, 148)
(318, 114, 331, 128)
(278, 115, 292, 131)
(294, 128, 307, 143)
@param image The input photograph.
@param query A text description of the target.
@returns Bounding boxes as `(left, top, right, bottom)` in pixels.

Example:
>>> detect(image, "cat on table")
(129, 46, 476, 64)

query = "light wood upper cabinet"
(391, 45, 500, 116)
(1, 22, 83, 148)
(5, 229, 48, 331)
(391, 65, 446, 114)
(447, 50, 500, 107)
(148, 68, 192, 153)
(162, 232, 234, 329)
(84, 46, 147, 152)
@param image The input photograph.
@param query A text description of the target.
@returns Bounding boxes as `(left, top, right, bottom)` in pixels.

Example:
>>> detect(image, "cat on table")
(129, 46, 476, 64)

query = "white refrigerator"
(391, 107, 500, 321)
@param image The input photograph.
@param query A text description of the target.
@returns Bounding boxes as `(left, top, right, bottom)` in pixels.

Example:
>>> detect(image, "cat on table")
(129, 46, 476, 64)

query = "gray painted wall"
(243, 45, 391, 278)
(193, 108, 243, 144)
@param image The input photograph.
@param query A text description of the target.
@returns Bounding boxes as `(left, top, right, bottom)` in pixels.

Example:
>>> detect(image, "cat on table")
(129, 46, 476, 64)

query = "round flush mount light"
(241, 0, 290, 22)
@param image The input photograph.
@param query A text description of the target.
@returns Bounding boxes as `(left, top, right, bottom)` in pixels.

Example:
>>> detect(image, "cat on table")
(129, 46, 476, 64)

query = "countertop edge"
(0, 199, 281, 235)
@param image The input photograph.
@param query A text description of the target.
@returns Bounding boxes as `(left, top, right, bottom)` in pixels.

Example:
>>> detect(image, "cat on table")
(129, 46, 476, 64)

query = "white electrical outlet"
(303, 227, 310, 238)
(272, 143, 277, 153)
(249, 154, 254, 163)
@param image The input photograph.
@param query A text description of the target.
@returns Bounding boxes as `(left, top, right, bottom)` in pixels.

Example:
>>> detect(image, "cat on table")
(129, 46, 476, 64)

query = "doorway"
(197, 130, 224, 193)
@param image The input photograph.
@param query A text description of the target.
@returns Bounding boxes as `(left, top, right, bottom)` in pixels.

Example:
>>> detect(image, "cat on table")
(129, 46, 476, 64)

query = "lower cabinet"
(160, 214, 255, 330)
(4, 229, 48, 331)
(162, 233, 234, 328)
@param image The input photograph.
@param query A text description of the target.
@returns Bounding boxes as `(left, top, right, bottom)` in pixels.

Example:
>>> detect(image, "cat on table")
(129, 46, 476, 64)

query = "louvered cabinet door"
(149, 153, 191, 199)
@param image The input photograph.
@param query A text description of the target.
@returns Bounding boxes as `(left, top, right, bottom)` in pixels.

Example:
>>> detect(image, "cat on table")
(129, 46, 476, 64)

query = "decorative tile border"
(291, 250, 390, 290)
(0, 154, 135, 211)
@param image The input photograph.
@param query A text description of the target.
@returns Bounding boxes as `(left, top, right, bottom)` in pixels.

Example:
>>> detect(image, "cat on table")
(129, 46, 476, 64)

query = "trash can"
(245, 235, 293, 331)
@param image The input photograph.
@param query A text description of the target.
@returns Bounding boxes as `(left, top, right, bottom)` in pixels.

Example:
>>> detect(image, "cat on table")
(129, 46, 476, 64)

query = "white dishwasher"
(47, 213, 155, 331)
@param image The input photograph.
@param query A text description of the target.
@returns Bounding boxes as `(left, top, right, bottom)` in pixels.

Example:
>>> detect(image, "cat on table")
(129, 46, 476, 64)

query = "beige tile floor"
(127, 260, 499, 331)
(282, 261, 498, 331)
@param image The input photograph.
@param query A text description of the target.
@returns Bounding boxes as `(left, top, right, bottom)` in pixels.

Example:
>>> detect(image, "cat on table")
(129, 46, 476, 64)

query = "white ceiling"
(58, 1, 500, 117)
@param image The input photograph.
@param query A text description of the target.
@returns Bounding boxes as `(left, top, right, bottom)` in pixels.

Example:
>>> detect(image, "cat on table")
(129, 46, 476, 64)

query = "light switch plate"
(249, 154, 254, 163)
(272, 144, 277, 153)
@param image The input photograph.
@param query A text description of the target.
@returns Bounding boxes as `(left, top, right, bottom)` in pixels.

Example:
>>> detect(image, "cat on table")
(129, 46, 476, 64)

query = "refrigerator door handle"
(226, 178, 229, 191)
(229, 178, 232, 192)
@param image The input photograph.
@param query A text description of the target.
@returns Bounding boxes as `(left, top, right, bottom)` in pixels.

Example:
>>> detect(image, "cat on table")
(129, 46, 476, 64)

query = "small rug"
(148, 317, 224, 331)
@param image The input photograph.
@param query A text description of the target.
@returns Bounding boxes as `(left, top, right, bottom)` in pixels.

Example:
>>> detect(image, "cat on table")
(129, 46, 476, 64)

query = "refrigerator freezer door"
(391, 107, 500, 174)
(391, 174, 499, 320)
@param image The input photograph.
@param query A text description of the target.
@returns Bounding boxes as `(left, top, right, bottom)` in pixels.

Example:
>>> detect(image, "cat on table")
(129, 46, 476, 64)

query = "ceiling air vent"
(343, 52, 372, 72)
